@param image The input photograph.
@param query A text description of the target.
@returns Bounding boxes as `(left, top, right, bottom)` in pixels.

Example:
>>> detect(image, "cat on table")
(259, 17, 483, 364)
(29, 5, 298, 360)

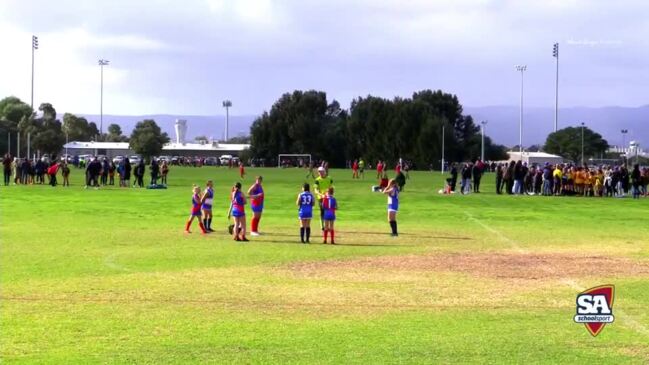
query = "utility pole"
(441, 124, 445, 174)
(516, 65, 527, 157)
(481, 120, 488, 161)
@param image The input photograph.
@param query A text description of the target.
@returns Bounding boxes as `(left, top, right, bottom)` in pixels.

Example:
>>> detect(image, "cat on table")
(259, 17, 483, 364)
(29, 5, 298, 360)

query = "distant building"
(62, 141, 249, 158)
(506, 151, 564, 165)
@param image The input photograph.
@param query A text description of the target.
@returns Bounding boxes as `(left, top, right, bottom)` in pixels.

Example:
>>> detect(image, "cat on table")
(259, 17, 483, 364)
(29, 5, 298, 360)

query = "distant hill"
(76, 114, 259, 142)
(464, 105, 649, 148)
(75, 106, 648, 148)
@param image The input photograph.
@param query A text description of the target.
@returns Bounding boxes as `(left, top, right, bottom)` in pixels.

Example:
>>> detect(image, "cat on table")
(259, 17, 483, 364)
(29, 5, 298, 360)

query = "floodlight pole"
(516, 65, 527, 157)
(98, 59, 110, 138)
(552, 43, 559, 132)
(441, 124, 445, 174)
(31, 35, 38, 110)
(621, 129, 628, 167)
(481, 120, 488, 162)
(581, 122, 585, 165)
(222, 100, 232, 141)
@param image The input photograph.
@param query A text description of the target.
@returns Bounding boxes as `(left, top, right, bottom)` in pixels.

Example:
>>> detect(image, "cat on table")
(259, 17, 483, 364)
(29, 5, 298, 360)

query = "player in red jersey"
(185, 185, 207, 234)
(352, 160, 359, 179)
(239, 162, 245, 179)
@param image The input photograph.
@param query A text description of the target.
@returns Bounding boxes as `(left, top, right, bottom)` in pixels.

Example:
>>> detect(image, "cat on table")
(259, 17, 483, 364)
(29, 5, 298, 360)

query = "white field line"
(464, 210, 649, 338)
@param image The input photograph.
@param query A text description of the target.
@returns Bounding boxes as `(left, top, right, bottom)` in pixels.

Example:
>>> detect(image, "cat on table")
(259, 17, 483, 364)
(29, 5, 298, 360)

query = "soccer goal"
(278, 154, 312, 168)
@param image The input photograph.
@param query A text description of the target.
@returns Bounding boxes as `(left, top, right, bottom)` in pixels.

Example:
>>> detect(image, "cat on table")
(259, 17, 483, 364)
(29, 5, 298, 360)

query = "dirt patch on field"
(288, 252, 649, 280)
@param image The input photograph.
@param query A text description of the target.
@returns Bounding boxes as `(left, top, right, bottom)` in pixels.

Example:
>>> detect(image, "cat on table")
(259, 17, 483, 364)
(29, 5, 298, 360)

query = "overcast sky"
(1, 0, 648, 116)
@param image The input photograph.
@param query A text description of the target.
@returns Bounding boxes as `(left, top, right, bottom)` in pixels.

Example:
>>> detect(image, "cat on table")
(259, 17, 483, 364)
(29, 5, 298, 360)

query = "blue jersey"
(231, 190, 245, 217)
(202, 187, 214, 210)
(298, 192, 314, 218)
(387, 187, 399, 211)
(323, 195, 337, 221)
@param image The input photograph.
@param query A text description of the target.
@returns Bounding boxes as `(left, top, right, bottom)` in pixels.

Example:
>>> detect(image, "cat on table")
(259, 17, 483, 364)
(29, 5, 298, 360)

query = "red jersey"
(352, 161, 358, 170)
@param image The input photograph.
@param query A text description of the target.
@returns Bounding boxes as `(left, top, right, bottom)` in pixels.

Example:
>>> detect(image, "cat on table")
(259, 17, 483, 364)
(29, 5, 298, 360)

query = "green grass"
(1, 166, 648, 364)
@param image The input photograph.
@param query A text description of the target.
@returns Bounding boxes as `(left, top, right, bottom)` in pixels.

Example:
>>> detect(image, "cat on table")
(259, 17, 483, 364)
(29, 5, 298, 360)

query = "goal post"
(278, 154, 312, 168)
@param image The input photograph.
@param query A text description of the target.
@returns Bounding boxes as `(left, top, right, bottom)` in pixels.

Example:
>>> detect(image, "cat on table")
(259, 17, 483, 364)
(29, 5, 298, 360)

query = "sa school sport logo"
(574, 285, 615, 337)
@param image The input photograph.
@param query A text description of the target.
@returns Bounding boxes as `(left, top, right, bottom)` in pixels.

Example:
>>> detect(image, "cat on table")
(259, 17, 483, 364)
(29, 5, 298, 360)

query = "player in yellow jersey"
(314, 166, 334, 230)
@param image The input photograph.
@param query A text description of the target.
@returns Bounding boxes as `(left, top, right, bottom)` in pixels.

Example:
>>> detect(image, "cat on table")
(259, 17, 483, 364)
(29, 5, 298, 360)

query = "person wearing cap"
(314, 166, 334, 231)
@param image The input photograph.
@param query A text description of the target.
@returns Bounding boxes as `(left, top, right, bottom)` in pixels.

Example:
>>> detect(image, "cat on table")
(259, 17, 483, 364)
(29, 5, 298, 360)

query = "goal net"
(278, 154, 312, 168)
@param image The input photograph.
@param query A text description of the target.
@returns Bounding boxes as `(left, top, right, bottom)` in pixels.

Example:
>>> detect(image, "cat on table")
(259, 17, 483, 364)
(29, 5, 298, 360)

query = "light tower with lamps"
(98, 59, 110, 138)
(515, 65, 527, 157)
(552, 43, 559, 132)
(481, 120, 488, 161)
(222, 100, 232, 141)
(580, 122, 585, 165)
(621, 129, 628, 167)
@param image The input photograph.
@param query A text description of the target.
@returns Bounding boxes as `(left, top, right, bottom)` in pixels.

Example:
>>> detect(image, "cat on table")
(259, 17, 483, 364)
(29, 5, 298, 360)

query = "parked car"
(129, 155, 142, 165)
(60, 154, 73, 163)
(204, 157, 218, 166)
(113, 155, 124, 164)
(219, 154, 233, 165)
(171, 156, 180, 165)
(157, 155, 171, 163)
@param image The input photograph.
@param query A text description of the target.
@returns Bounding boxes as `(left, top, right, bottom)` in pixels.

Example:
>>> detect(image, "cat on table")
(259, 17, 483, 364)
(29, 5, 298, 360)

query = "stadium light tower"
(621, 129, 628, 167)
(222, 100, 232, 141)
(98, 59, 110, 138)
(515, 65, 527, 157)
(552, 43, 559, 132)
(481, 120, 488, 161)
(581, 122, 585, 165)
(31, 35, 38, 109)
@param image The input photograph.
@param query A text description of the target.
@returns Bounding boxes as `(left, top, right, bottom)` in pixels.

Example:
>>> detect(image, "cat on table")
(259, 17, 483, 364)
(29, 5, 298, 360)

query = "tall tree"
(129, 119, 170, 160)
(0, 96, 33, 154)
(544, 126, 609, 163)
(106, 123, 128, 142)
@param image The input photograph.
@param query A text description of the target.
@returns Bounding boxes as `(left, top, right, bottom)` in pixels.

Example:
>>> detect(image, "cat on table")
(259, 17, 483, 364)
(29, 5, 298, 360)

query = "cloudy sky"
(1, 0, 648, 116)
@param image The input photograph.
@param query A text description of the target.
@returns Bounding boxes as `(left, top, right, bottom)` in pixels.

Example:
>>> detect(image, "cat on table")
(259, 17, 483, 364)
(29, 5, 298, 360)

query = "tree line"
(250, 89, 509, 168)
(0, 96, 168, 159)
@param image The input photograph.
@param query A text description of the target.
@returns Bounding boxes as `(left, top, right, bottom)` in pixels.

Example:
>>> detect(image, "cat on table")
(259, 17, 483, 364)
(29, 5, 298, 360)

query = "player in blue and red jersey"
(185, 185, 207, 234)
(201, 180, 215, 232)
(382, 179, 399, 236)
(322, 187, 337, 244)
(296, 183, 315, 243)
(229, 182, 248, 241)
(247, 176, 264, 236)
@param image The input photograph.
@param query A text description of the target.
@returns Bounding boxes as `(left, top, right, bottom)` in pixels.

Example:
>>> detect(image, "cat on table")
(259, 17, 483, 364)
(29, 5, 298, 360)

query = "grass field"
(1, 166, 648, 364)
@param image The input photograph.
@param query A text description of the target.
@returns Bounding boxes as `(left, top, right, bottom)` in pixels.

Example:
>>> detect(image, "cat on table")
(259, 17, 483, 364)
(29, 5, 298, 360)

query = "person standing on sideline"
(150, 158, 160, 186)
(160, 160, 169, 185)
(322, 187, 337, 244)
(2, 153, 11, 186)
(101, 158, 109, 185)
(108, 161, 116, 185)
(376, 160, 384, 179)
(296, 183, 315, 243)
(185, 185, 207, 234)
(201, 180, 214, 232)
(495, 163, 504, 194)
(461, 163, 472, 194)
(61, 162, 71, 186)
(631, 164, 642, 199)
(382, 179, 399, 237)
(358, 158, 366, 179)
(135, 160, 145, 188)
(314, 166, 334, 231)
(450, 163, 458, 192)
(47, 162, 59, 187)
(229, 182, 248, 241)
(247, 176, 264, 236)
(123, 158, 132, 187)
(473, 158, 484, 193)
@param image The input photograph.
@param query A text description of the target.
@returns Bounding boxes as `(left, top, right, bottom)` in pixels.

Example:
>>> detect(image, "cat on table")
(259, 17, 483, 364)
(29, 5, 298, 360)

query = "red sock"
(185, 220, 191, 231)
(198, 222, 207, 233)
(324, 229, 328, 242)
(330, 230, 335, 243)
(251, 217, 259, 232)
